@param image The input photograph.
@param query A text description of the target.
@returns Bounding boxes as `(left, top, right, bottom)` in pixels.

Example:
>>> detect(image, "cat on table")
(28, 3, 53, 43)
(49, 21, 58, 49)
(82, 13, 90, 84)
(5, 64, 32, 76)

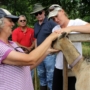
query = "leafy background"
(1, 0, 90, 27)
(0, 0, 90, 56)
(1, 0, 90, 89)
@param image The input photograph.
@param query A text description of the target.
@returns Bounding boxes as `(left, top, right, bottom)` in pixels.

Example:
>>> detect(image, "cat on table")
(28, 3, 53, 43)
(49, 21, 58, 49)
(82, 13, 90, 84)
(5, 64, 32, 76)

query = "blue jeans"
(37, 54, 56, 90)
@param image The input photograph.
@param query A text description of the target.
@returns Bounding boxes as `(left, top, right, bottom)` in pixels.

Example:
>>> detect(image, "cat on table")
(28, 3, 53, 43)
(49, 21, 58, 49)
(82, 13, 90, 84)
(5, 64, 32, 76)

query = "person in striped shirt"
(0, 8, 59, 90)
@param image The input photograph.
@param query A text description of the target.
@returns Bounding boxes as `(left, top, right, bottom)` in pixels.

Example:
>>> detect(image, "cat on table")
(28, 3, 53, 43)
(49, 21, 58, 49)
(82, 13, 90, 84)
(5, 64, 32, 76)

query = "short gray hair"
(0, 18, 4, 28)
(18, 15, 27, 20)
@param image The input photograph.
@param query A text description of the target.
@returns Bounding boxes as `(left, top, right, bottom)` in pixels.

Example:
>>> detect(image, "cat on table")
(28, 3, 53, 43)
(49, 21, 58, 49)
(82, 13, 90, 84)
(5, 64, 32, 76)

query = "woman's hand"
(46, 48, 60, 55)
(48, 32, 61, 41)
(54, 27, 73, 34)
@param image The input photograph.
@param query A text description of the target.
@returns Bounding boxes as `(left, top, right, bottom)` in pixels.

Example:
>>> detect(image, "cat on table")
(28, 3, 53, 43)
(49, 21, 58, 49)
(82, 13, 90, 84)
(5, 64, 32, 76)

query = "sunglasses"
(49, 5, 60, 12)
(19, 20, 26, 22)
(14, 47, 30, 53)
(35, 11, 42, 16)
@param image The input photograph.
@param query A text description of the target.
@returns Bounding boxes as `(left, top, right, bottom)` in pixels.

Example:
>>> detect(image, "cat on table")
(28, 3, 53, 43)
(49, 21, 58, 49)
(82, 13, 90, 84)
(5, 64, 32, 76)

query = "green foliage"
(82, 42, 90, 46)
(59, 0, 90, 22)
(0, 0, 90, 87)
(82, 43, 90, 58)
(0, 0, 90, 26)
(0, 0, 34, 27)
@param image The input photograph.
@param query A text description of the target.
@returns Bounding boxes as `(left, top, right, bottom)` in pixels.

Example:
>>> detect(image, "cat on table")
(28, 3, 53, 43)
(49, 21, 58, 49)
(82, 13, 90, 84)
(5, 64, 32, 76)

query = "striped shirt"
(0, 40, 34, 90)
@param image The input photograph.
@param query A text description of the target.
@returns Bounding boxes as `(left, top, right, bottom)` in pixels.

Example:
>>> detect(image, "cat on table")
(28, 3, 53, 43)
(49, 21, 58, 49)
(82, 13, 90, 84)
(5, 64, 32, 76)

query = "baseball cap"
(48, 4, 62, 19)
(0, 8, 19, 22)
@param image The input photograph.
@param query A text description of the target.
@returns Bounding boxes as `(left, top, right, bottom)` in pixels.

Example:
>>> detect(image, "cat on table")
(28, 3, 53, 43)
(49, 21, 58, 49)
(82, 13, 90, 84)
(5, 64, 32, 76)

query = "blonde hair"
(62, 9, 68, 17)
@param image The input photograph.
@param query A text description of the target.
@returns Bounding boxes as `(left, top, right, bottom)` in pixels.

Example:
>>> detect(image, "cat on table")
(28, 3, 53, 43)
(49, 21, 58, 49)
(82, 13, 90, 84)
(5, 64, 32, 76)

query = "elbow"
(28, 56, 37, 65)
(30, 65, 35, 70)
(29, 59, 37, 70)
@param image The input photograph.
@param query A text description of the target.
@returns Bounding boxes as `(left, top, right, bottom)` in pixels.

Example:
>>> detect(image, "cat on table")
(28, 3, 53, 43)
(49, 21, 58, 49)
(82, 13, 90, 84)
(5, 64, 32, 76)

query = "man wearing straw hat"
(31, 3, 57, 90)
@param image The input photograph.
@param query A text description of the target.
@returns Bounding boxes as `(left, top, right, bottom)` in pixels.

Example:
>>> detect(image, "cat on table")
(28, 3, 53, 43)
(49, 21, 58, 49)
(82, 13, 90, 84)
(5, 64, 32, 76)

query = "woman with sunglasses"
(0, 8, 59, 90)
(12, 15, 35, 53)
(48, 4, 90, 90)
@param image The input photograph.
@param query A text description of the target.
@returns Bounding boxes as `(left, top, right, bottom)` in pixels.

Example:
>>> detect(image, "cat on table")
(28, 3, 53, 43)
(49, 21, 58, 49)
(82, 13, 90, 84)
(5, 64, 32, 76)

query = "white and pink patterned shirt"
(0, 40, 34, 90)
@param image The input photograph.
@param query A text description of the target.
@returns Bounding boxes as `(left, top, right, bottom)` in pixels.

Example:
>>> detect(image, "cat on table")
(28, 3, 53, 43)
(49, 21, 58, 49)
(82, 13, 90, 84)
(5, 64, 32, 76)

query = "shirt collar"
(19, 27, 28, 33)
(37, 17, 48, 25)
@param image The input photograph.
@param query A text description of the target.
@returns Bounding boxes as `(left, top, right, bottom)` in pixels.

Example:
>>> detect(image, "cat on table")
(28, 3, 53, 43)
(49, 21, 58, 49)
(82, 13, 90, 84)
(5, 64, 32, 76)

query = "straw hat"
(30, 3, 46, 14)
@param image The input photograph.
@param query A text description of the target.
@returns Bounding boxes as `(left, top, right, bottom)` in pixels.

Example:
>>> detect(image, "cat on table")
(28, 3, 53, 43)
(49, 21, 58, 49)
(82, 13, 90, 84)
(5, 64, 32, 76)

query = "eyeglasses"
(14, 47, 22, 52)
(19, 20, 26, 22)
(14, 47, 30, 54)
(35, 11, 42, 16)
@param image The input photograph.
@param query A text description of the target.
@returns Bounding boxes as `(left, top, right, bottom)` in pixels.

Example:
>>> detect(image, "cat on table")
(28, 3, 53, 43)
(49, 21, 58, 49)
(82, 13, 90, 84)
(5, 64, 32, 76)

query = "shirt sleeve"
(74, 19, 88, 25)
(34, 23, 38, 38)
(0, 44, 12, 64)
(52, 25, 61, 32)
(49, 19, 57, 29)
(31, 29, 36, 41)
(12, 29, 18, 42)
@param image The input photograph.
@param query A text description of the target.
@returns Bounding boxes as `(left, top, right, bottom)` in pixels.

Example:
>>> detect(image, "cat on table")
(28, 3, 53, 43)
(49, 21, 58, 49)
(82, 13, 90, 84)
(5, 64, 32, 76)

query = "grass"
(33, 68, 40, 90)
(82, 43, 90, 58)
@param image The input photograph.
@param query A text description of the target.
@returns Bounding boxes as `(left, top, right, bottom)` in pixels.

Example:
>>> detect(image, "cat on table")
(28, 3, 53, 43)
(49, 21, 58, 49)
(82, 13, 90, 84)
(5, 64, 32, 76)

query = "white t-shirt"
(52, 19, 88, 69)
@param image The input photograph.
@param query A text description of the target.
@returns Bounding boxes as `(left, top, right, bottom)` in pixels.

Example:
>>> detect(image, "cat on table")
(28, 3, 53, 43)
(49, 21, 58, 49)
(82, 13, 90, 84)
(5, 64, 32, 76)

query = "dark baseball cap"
(0, 8, 19, 22)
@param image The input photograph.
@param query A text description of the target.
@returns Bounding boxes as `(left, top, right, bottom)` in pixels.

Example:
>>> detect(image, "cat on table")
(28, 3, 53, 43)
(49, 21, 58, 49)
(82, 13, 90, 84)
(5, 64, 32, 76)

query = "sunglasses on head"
(19, 20, 26, 22)
(35, 11, 42, 16)
(49, 5, 60, 12)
